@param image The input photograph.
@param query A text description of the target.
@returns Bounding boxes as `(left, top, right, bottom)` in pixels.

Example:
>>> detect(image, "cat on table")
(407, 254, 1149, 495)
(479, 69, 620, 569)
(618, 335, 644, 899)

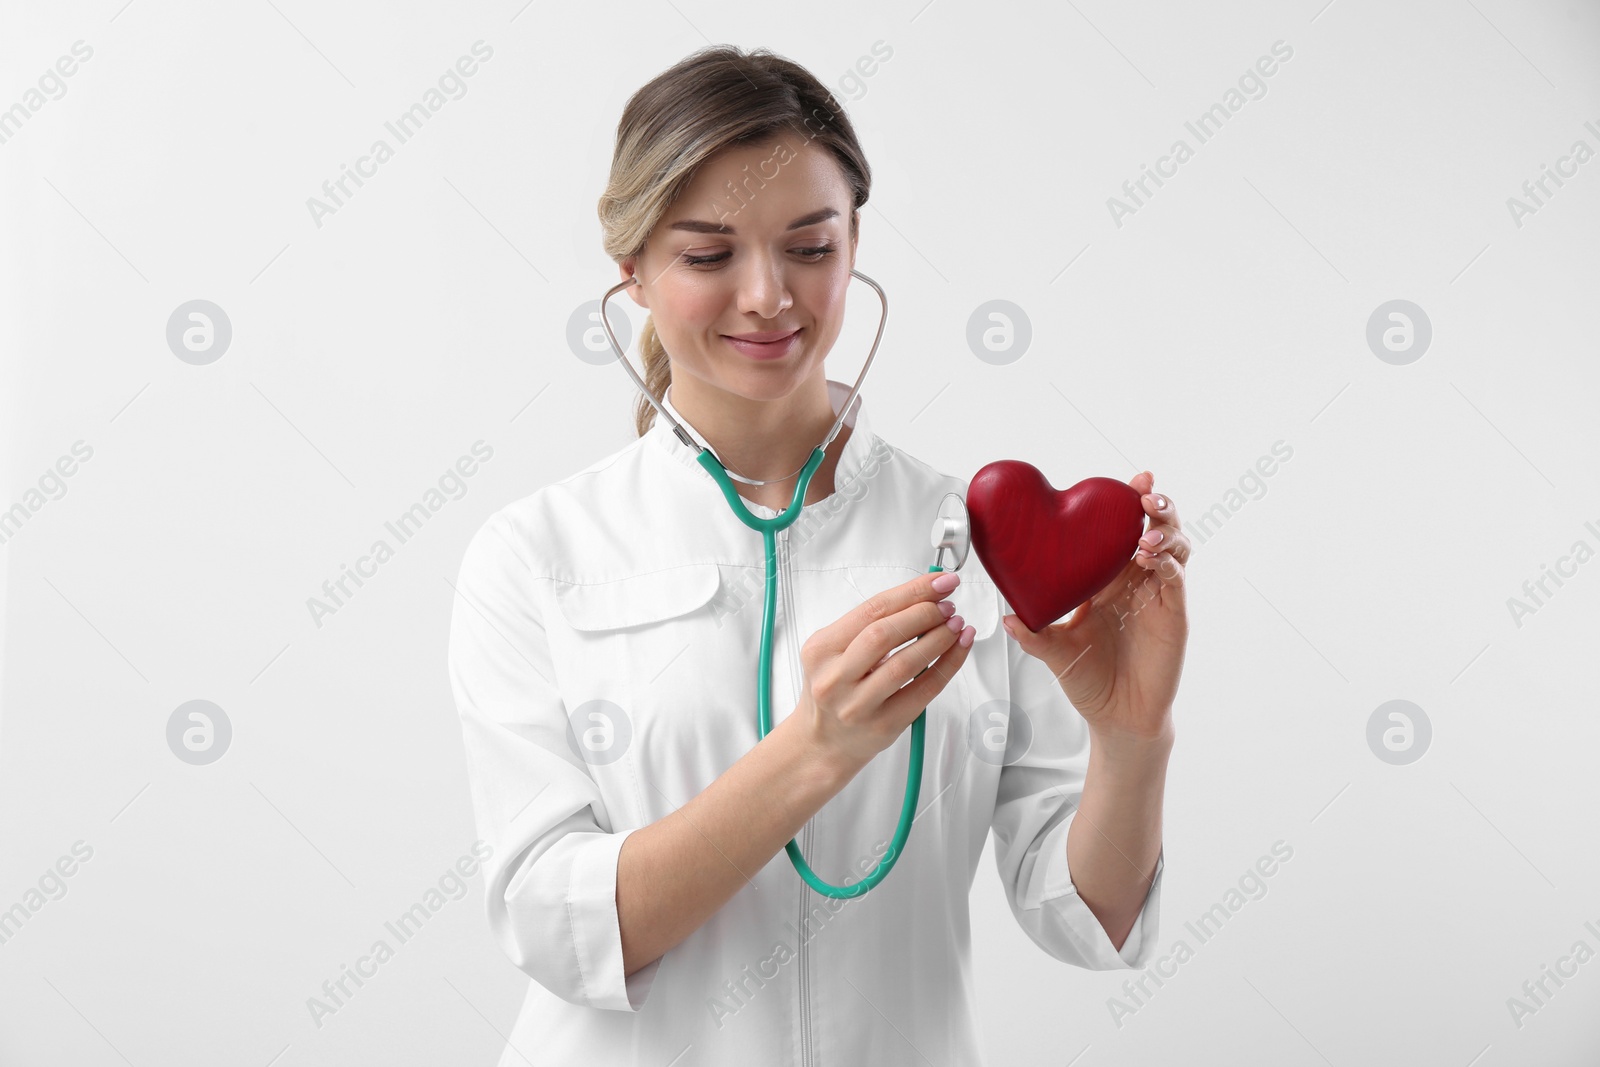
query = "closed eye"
(681, 245, 838, 268)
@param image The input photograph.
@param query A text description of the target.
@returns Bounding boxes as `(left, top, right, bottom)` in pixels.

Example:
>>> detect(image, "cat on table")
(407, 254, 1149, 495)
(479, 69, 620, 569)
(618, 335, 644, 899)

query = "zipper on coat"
(779, 526, 814, 1067)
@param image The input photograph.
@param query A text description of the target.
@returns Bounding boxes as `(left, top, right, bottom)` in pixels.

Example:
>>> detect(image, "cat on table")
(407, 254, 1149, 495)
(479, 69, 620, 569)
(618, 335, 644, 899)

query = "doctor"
(448, 44, 1189, 1067)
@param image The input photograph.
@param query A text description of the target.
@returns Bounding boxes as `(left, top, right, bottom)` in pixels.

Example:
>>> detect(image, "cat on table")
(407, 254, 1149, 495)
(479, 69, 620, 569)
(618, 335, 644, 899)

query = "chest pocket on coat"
(549, 565, 757, 814)
(550, 564, 727, 697)
(553, 565, 722, 630)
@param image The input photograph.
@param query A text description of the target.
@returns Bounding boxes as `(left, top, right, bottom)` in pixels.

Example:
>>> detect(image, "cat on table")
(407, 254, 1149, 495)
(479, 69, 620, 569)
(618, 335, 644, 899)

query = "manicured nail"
(946, 614, 964, 633)
(938, 599, 956, 617)
(958, 625, 975, 648)
(932, 572, 960, 593)
(1142, 529, 1164, 548)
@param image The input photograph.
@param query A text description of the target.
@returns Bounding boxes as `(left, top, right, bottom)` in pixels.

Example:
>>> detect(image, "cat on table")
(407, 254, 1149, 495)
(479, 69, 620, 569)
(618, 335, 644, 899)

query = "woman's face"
(622, 138, 859, 407)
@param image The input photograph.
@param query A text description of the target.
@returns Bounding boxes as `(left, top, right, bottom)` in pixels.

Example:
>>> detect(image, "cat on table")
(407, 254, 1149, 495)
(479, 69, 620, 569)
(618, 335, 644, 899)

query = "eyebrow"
(667, 207, 840, 236)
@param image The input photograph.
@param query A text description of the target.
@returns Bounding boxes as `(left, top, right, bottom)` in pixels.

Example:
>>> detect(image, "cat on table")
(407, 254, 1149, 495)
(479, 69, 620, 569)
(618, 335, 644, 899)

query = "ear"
(620, 257, 649, 309)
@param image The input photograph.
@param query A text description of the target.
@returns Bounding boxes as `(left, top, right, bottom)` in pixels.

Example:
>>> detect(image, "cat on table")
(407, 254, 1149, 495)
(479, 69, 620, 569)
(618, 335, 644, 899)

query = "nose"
(733, 251, 794, 321)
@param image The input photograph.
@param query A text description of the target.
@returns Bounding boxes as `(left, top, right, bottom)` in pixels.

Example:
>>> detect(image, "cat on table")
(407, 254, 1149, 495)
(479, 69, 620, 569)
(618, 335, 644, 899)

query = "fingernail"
(1142, 529, 1164, 548)
(1153, 494, 1166, 510)
(946, 614, 964, 633)
(938, 599, 956, 617)
(932, 572, 960, 593)
(958, 625, 975, 648)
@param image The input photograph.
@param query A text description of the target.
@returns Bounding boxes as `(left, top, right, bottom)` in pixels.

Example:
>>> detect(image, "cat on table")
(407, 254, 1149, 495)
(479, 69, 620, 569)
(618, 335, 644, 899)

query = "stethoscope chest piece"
(931, 492, 972, 572)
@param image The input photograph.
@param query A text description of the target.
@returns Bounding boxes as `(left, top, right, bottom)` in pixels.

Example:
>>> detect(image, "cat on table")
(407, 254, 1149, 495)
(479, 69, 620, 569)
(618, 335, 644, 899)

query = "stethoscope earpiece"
(593, 265, 917, 900)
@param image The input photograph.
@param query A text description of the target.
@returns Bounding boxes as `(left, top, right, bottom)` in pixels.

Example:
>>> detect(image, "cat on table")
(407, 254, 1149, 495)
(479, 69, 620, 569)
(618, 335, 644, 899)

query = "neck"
(669, 374, 850, 511)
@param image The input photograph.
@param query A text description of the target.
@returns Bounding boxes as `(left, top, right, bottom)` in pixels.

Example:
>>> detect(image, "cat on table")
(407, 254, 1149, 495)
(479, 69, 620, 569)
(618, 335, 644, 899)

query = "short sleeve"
(447, 507, 662, 1011)
(990, 610, 1164, 970)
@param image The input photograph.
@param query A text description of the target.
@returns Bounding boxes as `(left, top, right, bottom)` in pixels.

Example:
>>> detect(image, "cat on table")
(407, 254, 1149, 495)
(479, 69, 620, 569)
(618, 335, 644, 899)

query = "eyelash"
(681, 244, 838, 267)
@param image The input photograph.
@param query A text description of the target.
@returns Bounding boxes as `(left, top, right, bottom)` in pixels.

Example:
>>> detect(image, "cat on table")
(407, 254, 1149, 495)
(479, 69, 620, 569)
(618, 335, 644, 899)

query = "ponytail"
(633, 315, 672, 437)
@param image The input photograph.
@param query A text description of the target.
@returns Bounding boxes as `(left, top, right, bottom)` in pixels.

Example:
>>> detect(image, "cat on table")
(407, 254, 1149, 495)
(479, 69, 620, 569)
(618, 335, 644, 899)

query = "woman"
(448, 44, 1189, 1066)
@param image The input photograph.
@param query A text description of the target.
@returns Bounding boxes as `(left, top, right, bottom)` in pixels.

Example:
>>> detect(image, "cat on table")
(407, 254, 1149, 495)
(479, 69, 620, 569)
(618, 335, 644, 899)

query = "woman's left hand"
(1001, 471, 1189, 745)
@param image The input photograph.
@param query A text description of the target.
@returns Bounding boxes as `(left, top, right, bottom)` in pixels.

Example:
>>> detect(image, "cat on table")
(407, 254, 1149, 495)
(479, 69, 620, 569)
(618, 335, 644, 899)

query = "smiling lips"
(723, 328, 801, 360)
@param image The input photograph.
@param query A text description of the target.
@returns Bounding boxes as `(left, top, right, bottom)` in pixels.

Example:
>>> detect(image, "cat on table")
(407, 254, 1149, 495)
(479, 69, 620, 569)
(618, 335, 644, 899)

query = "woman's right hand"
(796, 571, 975, 774)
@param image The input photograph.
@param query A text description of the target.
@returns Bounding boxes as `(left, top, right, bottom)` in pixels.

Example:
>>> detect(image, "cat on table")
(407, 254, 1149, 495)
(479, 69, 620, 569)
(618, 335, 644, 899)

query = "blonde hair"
(596, 45, 872, 437)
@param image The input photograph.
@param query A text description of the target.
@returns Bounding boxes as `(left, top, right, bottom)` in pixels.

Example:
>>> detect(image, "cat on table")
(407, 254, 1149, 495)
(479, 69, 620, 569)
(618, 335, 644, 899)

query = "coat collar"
(643, 378, 877, 519)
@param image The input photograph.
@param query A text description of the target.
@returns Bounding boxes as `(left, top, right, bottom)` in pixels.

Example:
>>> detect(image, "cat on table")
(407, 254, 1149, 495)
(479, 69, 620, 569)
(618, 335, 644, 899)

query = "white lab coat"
(447, 378, 1164, 1066)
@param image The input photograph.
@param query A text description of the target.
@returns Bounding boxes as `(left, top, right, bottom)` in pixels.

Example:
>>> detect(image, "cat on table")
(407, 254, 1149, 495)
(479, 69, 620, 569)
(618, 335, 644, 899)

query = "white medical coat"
(447, 378, 1165, 1066)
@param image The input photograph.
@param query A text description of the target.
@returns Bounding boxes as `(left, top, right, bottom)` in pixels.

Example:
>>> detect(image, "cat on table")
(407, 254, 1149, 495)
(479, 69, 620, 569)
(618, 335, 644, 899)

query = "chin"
(719, 372, 804, 405)
(689, 355, 808, 395)
(671, 338, 825, 402)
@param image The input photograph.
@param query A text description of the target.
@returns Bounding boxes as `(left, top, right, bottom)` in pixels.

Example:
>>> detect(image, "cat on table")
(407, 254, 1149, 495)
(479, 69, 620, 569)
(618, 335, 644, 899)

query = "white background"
(2, 0, 1597, 1063)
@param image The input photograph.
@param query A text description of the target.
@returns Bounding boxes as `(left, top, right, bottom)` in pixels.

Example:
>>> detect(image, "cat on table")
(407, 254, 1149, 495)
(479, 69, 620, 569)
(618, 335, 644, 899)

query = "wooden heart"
(966, 461, 1146, 632)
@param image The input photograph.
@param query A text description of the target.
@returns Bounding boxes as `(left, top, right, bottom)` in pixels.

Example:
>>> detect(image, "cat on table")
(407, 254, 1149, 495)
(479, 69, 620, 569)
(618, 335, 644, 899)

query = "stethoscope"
(598, 267, 972, 898)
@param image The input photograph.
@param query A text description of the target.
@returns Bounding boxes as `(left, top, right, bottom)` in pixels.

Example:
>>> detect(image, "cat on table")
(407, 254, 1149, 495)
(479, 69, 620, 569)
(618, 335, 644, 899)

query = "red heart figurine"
(966, 461, 1146, 632)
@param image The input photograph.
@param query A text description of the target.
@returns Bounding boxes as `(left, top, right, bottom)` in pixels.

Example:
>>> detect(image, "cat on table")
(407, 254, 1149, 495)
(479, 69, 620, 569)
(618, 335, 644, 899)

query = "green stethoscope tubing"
(697, 447, 932, 899)
(597, 268, 911, 896)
